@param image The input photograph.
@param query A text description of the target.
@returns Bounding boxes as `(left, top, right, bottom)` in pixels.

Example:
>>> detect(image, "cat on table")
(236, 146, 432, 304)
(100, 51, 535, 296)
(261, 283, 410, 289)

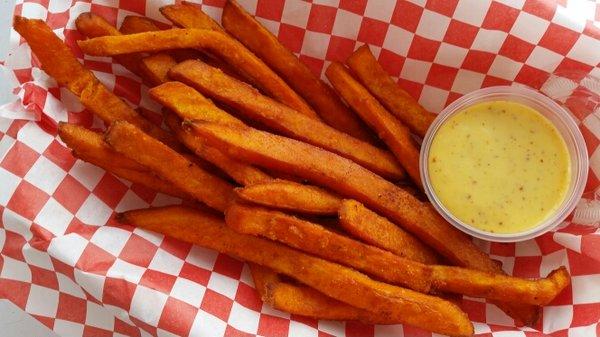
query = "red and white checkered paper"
(1, 0, 599, 336)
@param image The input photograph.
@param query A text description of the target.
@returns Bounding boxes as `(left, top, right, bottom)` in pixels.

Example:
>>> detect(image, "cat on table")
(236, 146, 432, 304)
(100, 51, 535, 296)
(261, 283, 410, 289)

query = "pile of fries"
(14, 2, 571, 335)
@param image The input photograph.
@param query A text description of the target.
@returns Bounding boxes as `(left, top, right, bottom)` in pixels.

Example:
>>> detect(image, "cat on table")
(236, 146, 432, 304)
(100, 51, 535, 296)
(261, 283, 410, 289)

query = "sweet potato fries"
(13, 4, 571, 334)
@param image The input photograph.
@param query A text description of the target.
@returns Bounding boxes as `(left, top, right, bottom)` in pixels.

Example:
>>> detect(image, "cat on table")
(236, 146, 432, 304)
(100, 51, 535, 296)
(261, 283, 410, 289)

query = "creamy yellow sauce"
(428, 100, 571, 234)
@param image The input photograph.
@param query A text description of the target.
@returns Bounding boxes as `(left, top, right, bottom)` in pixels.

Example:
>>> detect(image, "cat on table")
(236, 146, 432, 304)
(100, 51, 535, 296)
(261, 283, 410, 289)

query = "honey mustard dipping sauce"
(428, 100, 571, 234)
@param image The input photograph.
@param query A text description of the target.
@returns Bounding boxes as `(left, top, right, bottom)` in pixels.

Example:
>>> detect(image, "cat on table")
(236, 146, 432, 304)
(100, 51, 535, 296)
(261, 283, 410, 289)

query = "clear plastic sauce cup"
(420, 85, 589, 242)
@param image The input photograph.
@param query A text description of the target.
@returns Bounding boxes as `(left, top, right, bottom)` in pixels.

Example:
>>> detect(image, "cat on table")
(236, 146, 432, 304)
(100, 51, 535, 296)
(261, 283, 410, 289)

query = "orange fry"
(140, 53, 177, 86)
(160, 2, 225, 32)
(338, 199, 439, 264)
(104, 121, 234, 211)
(120, 15, 203, 65)
(14, 16, 177, 148)
(150, 81, 245, 126)
(221, 0, 376, 144)
(248, 263, 394, 324)
(75, 12, 120, 37)
(58, 123, 187, 199)
(120, 205, 473, 336)
(119, 15, 161, 34)
(326, 62, 422, 186)
(170, 60, 406, 180)
(78, 28, 318, 119)
(346, 45, 436, 138)
(235, 179, 341, 215)
(227, 202, 570, 305)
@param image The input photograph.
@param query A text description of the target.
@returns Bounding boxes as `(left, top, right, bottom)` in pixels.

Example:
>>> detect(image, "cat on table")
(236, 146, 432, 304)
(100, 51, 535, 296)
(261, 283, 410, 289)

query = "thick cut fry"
(338, 200, 439, 264)
(105, 121, 233, 211)
(140, 53, 177, 86)
(170, 60, 406, 180)
(227, 202, 570, 305)
(150, 81, 245, 126)
(75, 12, 120, 37)
(16, 16, 95, 95)
(119, 205, 473, 336)
(78, 28, 319, 119)
(164, 112, 271, 186)
(249, 264, 394, 324)
(160, 3, 225, 32)
(326, 62, 422, 186)
(190, 122, 540, 324)
(119, 15, 160, 34)
(221, 0, 377, 144)
(235, 179, 341, 215)
(346, 45, 436, 138)
(118, 15, 218, 92)
(14, 16, 178, 148)
(58, 123, 188, 199)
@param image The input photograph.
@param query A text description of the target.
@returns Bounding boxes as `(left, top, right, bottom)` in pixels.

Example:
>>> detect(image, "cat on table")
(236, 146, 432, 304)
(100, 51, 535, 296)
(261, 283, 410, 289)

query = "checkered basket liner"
(1, 0, 599, 336)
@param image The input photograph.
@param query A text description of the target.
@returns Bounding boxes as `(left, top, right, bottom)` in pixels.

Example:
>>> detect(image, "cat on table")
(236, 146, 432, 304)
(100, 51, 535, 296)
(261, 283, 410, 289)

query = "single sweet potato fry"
(346, 45, 436, 138)
(221, 0, 377, 144)
(119, 14, 230, 95)
(430, 265, 570, 306)
(78, 28, 318, 119)
(140, 53, 178, 86)
(249, 263, 395, 324)
(14, 16, 178, 149)
(75, 12, 120, 37)
(119, 205, 473, 336)
(170, 60, 406, 180)
(326, 62, 422, 186)
(58, 123, 188, 199)
(235, 179, 342, 215)
(190, 121, 541, 324)
(164, 112, 271, 186)
(227, 202, 570, 305)
(150, 81, 245, 126)
(121, 16, 192, 64)
(160, 2, 225, 32)
(104, 121, 234, 211)
(119, 15, 161, 34)
(338, 199, 439, 264)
